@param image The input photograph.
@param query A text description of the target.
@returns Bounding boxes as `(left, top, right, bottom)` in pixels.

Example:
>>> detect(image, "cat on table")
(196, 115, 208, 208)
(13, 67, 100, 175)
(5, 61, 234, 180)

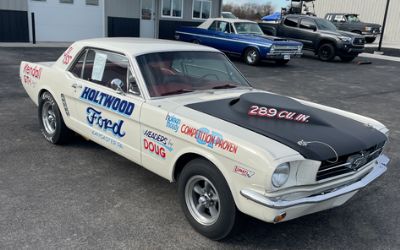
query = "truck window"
(333, 15, 346, 22)
(284, 17, 299, 27)
(300, 18, 316, 30)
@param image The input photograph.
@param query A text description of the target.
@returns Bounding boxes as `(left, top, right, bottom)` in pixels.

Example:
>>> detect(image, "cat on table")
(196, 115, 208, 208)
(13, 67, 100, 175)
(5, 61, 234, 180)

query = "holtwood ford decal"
(180, 124, 238, 154)
(80, 87, 135, 116)
(86, 107, 126, 137)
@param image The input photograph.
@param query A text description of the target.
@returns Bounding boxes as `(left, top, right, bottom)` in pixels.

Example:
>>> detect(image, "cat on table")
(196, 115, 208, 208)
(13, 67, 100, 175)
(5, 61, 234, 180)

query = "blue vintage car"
(175, 18, 303, 65)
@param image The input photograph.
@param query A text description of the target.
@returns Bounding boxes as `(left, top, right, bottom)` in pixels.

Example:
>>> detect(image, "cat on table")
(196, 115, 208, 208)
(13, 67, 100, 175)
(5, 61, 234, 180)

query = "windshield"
(234, 22, 264, 35)
(315, 19, 338, 32)
(136, 51, 250, 97)
(346, 15, 361, 22)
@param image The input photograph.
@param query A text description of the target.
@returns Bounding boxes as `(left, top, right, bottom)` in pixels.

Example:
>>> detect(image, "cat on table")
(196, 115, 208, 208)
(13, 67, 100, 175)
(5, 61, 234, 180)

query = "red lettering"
(143, 138, 166, 158)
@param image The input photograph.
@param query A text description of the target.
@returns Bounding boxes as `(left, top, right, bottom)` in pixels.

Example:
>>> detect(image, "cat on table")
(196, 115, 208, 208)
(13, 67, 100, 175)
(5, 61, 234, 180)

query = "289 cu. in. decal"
(248, 105, 310, 123)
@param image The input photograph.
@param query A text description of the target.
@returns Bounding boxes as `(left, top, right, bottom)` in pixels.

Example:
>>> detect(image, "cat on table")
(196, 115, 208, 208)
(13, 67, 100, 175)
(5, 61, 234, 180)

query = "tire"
(340, 56, 356, 62)
(318, 43, 336, 61)
(275, 59, 290, 65)
(38, 91, 71, 144)
(178, 158, 238, 240)
(243, 47, 260, 65)
(365, 37, 376, 43)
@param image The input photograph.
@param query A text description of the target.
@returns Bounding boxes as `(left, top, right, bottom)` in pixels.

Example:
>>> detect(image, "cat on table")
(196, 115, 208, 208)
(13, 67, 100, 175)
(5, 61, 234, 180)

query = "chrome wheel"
(185, 175, 220, 226)
(246, 50, 257, 64)
(41, 101, 57, 134)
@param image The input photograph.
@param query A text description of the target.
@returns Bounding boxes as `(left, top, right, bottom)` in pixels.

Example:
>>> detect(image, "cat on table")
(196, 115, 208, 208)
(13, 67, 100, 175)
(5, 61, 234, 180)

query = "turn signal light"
(273, 212, 287, 223)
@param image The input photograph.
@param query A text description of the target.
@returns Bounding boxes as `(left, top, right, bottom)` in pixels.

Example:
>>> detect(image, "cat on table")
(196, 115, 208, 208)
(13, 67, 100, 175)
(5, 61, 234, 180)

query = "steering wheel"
(200, 73, 220, 80)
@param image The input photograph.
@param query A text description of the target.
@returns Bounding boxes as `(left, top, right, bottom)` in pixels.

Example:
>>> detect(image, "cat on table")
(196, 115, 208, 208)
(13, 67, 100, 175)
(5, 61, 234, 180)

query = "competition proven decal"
(248, 105, 310, 123)
(80, 87, 135, 116)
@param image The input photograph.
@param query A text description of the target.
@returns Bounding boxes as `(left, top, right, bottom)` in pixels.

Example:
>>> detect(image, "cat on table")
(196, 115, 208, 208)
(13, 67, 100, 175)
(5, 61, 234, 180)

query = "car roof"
(284, 14, 324, 20)
(327, 13, 359, 16)
(74, 38, 219, 56)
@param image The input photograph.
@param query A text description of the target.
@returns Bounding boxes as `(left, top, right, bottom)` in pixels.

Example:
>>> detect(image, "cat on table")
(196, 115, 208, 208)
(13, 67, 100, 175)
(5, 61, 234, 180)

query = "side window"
(284, 17, 299, 27)
(72, 48, 130, 91)
(299, 18, 316, 30)
(218, 21, 228, 32)
(69, 50, 87, 78)
(208, 21, 218, 31)
(333, 15, 346, 22)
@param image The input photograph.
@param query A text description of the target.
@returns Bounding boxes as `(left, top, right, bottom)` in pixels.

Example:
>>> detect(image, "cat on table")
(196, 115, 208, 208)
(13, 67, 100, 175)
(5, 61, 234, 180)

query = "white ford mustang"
(20, 38, 390, 240)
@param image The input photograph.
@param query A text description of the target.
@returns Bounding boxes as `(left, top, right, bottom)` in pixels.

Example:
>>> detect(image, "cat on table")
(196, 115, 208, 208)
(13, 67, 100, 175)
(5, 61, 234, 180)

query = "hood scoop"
(186, 92, 386, 161)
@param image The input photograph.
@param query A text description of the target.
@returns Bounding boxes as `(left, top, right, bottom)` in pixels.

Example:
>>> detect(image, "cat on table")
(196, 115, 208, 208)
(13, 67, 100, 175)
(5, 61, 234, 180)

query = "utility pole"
(376, 0, 391, 53)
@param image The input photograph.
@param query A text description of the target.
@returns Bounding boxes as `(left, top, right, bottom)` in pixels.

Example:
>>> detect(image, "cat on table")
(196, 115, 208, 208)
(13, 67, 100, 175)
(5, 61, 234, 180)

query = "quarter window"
(162, 0, 183, 18)
(284, 17, 299, 27)
(193, 0, 211, 19)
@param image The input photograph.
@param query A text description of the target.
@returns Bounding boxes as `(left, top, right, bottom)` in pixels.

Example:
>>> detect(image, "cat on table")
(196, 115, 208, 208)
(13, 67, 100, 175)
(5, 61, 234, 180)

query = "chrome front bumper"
(241, 154, 389, 209)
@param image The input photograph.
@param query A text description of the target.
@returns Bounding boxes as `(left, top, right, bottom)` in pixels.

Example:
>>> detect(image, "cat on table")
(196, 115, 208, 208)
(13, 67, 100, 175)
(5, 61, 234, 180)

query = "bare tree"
(222, 2, 275, 21)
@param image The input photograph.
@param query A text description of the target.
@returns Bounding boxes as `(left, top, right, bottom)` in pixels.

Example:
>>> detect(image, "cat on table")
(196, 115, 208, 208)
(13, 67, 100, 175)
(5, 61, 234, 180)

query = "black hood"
(186, 92, 386, 161)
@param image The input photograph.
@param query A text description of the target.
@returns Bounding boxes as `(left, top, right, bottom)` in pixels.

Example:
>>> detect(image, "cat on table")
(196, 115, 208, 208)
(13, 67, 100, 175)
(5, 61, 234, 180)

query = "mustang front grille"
(316, 143, 384, 181)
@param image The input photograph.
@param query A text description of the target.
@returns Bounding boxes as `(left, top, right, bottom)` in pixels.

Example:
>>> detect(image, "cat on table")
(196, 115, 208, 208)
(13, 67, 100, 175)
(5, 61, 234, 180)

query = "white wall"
(28, 0, 105, 42)
(314, 0, 400, 43)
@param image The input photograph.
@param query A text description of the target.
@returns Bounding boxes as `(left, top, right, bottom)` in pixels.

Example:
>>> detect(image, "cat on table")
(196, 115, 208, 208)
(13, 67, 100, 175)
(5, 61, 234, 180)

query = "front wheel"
(318, 43, 336, 61)
(340, 56, 356, 62)
(38, 91, 71, 144)
(178, 158, 239, 240)
(243, 48, 260, 65)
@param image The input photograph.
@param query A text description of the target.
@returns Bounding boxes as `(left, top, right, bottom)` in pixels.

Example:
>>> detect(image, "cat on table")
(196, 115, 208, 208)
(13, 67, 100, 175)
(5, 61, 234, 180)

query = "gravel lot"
(0, 47, 399, 249)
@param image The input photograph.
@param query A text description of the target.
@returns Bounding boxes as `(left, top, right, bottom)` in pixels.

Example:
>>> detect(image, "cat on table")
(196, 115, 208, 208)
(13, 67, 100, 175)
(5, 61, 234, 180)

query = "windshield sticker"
(86, 107, 126, 137)
(166, 114, 181, 132)
(91, 52, 107, 81)
(180, 124, 238, 154)
(80, 87, 135, 117)
(248, 105, 310, 123)
(62, 47, 74, 65)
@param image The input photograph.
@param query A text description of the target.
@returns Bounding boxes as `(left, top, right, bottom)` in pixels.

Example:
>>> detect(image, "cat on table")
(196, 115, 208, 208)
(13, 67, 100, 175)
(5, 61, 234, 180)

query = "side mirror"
(111, 78, 124, 94)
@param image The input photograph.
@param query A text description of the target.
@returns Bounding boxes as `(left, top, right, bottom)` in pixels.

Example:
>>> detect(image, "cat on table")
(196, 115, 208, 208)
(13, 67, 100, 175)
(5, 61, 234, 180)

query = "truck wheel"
(365, 37, 376, 43)
(275, 59, 290, 65)
(318, 43, 336, 61)
(340, 56, 356, 62)
(178, 158, 239, 240)
(38, 91, 71, 144)
(243, 48, 260, 65)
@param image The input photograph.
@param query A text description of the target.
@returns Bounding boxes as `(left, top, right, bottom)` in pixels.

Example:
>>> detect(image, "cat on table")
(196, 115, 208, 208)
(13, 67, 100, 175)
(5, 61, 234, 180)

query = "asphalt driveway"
(0, 47, 399, 249)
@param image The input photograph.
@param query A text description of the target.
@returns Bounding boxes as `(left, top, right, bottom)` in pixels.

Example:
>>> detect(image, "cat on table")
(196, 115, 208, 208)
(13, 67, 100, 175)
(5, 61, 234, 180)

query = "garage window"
(86, 0, 99, 6)
(162, 0, 183, 18)
(193, 0, 211, 19)
(59, 0, 73, 3)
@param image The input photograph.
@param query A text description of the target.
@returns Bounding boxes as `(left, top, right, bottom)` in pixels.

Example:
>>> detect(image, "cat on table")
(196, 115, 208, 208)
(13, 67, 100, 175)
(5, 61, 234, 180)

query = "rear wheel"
(275, 59, 290, 65)
(318, 43, 336, 61)
(365, 37, 376, 43)
(340, 56, 356, 62)
(243, 48, 260, 65)
(178, 158, 239, 240)
(38, 91, 71, 144)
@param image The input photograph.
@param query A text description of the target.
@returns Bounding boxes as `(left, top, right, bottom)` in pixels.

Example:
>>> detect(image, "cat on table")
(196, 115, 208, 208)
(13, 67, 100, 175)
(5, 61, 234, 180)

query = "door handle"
(71, 83, 82, 89)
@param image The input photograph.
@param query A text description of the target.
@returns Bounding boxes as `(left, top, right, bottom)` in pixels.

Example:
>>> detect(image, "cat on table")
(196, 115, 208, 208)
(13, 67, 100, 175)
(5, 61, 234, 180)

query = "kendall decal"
(180, 124, 238, 154)
(23, 63, 42, 86)
(80, 87, 135, 116)
(87, 107, 126, 137)
(166, 114, 181, 132)
(62, 47, 74, 65)
(248, 105, 310, 123)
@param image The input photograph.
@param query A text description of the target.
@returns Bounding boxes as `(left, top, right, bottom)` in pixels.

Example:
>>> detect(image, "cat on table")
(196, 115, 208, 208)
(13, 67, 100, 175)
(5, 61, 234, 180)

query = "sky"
(224, 0, 288, 10)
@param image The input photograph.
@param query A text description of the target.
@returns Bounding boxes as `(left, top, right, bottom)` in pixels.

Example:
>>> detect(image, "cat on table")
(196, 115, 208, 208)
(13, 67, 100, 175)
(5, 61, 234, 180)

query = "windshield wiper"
(161, 88, 194, 96)
(212, 84, 238, 89)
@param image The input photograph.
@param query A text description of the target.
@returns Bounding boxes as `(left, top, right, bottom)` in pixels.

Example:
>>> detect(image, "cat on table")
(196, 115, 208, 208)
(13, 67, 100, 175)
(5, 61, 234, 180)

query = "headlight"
(365, 26, 372, 32)
(338, 36, 352, 42)
(272, 163, 290, 187)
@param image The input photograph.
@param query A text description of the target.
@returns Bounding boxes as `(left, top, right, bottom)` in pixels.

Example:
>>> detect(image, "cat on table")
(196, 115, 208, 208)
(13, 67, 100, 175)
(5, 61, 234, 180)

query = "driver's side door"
(66, 48, 143, 163)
